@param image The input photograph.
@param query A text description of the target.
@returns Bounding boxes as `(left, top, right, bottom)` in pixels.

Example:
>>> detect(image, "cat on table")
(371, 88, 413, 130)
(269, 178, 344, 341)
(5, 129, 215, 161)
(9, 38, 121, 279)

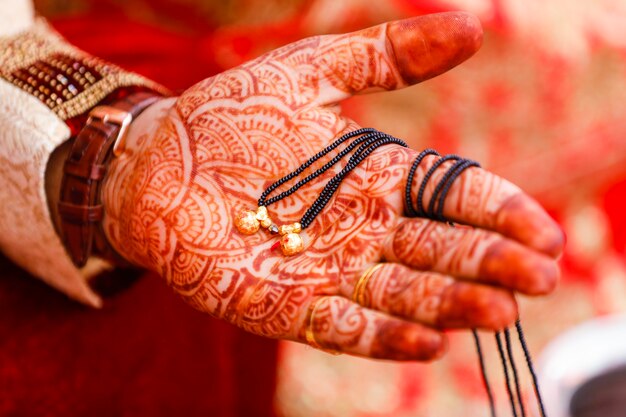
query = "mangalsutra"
(405, 151, 546, 417)
(235, 128, 408, 255)
(236, 127, 548, 415)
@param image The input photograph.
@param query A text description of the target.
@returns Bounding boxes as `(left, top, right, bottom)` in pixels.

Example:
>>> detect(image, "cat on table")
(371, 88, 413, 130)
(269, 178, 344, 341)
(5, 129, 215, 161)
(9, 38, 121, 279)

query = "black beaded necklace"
(405, 150, 547, 417)
(235, 128, 547, 416)
(234, 128, 408, 255)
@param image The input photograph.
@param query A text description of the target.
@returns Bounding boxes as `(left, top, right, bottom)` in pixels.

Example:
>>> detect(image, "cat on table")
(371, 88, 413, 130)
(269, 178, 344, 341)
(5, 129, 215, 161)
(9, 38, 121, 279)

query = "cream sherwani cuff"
(0, 78, 106, 307)
(0, 11, 167, 306)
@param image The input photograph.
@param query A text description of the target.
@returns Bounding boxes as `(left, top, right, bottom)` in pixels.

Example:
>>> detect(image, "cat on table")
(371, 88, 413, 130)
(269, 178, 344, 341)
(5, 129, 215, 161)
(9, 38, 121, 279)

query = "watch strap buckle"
(87, 106, 132, 157)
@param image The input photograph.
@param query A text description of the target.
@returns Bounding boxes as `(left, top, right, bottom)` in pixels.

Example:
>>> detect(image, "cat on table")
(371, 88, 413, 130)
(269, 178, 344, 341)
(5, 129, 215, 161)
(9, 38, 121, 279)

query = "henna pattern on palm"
(102, 12, 564, 361)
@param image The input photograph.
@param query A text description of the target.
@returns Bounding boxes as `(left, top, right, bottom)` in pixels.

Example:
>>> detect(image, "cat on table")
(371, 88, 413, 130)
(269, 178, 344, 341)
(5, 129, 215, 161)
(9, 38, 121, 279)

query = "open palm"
(103, 12, 563, 360)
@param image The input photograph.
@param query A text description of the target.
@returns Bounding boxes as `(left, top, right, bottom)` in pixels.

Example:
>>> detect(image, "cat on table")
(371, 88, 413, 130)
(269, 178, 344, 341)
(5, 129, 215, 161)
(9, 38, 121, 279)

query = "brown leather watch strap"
(59, 92, 160, 267)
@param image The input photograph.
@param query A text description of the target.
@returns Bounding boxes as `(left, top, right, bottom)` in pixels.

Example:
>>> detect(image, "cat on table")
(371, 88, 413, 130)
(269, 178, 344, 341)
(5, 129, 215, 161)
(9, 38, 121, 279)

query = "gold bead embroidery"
(0, 19, 170, 121)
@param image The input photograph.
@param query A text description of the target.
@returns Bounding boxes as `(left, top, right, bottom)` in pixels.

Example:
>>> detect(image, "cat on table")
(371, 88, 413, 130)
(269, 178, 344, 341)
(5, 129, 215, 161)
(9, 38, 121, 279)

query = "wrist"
(55, 93, 165, 267)
(101, 97, 178, 270)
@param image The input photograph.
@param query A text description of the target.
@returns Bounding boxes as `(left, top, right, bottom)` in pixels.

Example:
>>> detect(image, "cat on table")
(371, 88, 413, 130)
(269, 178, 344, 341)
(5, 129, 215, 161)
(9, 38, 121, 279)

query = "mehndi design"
(102, 13, 563, 364)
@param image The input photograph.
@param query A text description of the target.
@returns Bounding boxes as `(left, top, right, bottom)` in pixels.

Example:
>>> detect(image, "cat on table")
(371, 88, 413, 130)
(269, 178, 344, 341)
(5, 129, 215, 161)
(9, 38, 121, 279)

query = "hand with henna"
(101, 12, 564, 361)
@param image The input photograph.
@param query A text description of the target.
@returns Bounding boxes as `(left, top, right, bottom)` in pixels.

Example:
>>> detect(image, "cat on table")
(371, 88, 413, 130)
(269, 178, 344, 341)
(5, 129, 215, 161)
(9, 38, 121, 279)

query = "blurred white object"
(538, 313, 626, 417)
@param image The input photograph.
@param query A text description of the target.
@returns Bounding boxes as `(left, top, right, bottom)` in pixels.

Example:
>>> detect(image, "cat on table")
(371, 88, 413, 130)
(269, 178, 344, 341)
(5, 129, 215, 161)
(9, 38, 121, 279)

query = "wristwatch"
(58, 91, 160, 267)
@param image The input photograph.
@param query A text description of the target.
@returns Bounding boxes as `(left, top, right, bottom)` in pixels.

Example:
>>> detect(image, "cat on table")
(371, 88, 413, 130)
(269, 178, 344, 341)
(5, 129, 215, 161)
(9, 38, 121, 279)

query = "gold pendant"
(280, 232, 304, 256)
(235, 206, 304, 256)
(235, 206, 275, 235)
(234, 209, 260, 235)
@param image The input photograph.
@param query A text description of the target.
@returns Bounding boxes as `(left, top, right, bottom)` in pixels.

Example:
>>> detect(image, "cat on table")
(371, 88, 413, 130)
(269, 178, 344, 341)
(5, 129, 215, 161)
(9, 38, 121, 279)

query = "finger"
(346, 263, 517, 330)
(313, 12, 483, 104)
(299, 295, 447, 361)
(398, 149, 565, 258)
(382, 218, 560, 295)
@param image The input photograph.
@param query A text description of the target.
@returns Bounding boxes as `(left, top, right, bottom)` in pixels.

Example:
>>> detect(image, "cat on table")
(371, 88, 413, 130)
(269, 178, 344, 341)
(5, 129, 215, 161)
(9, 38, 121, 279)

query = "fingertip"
(442, 282, 518, 330)
(497, 193, 566, 258)
(418, 327, 448, 361)
(371, 321, 447, 361)
(387, 11, 483, 85)
(458, 11, 484, 50)
(432, 332, 449, 360)
(480, 237, 561, 295)
(532, 215, 566, 259)
(445, 11, 484, 55)
(525, 257, 561, 295)
(546, 227, 566, 259)
(483, 289, 518, 330)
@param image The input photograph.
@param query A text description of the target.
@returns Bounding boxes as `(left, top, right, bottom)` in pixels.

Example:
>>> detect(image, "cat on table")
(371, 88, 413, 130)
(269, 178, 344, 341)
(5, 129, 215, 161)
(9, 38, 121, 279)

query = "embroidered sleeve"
(0, 18, 167, 306)
(0, 19, 168, 121)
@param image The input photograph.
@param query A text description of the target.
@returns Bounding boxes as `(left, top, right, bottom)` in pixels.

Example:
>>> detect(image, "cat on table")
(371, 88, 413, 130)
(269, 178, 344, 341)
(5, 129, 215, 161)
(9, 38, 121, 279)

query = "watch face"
(538, 314, 626, 417)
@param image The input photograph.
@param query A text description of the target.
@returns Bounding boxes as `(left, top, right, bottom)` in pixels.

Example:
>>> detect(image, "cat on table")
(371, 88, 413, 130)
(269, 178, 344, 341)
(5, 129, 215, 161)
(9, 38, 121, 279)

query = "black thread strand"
(263, 131, 385, 206)
(473, 330, 497, 417)
(299, 133, 407, 227)
(300, 136, 407, 228)
(416, 154, 461, 217)
(504, 328, 526, 417)
(260, 129, 381, 206)
(425, 158, 467, 218)
(434, 159, 480, 221)
(515, 320, 547, 417)
(404, 149, 440, 217)
(258, 127, 375, 203)
(496, 331, 519, 417)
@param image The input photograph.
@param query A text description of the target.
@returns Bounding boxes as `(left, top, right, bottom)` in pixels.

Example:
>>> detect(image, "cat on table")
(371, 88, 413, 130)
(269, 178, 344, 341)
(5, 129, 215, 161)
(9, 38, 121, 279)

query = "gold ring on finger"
(305, 296, 340, 355)
(352, 263, 384, 306)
